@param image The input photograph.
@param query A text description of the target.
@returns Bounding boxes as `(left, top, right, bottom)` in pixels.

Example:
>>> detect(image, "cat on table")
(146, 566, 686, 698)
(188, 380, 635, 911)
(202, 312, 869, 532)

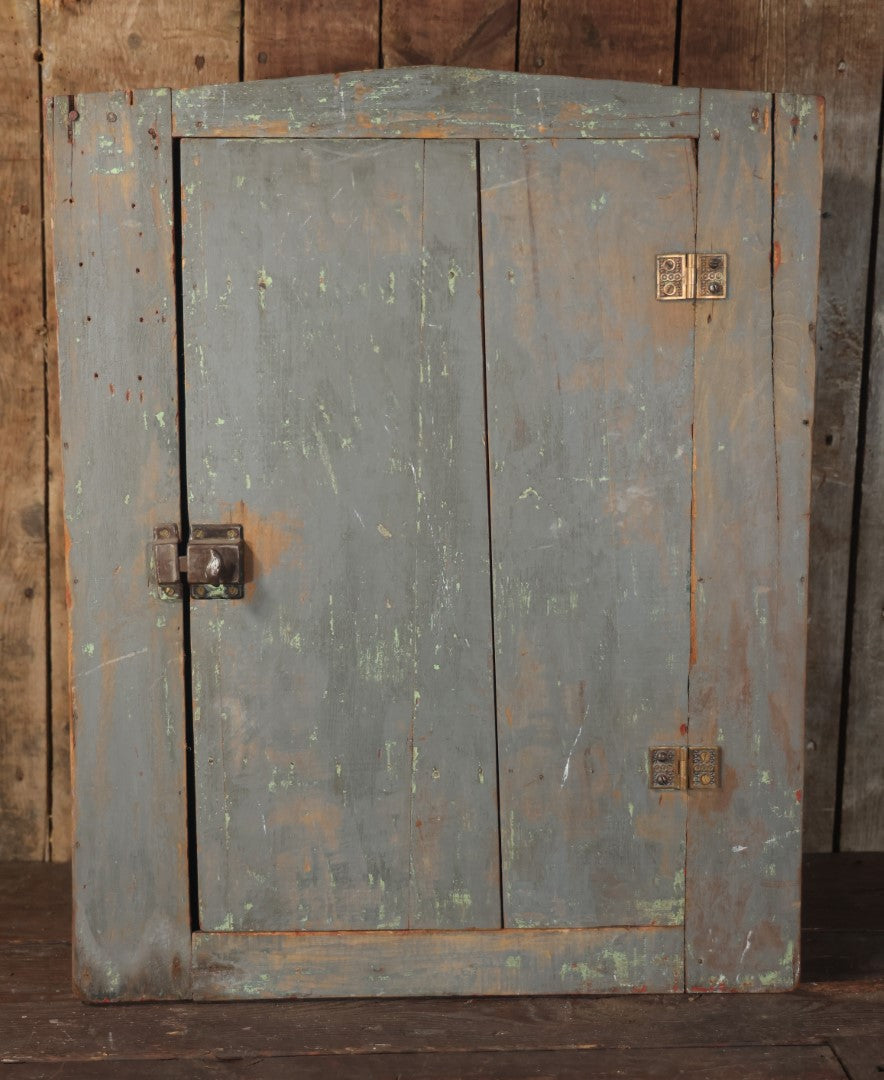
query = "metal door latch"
(152, 523, 245, 600)
(656, 253, 727, 301)
(649, 746, 721, 790)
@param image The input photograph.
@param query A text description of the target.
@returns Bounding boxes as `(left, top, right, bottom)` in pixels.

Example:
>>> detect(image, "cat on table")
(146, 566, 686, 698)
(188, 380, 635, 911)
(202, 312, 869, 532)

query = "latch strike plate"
(152, 523, 245, 600)
(656, 253, 728, 301)
(650, 746, 721, 790)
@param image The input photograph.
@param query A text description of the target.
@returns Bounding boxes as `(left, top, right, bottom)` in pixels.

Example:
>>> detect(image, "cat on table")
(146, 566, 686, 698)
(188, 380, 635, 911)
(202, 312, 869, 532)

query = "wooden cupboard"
(50, 67, 823, 1001)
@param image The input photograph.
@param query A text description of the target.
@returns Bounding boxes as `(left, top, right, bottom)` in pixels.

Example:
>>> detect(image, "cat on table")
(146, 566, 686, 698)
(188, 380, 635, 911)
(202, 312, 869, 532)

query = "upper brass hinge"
(152, 523, 245, 600)
(649, 746, 721, 790)
(656, 253, 728, 301)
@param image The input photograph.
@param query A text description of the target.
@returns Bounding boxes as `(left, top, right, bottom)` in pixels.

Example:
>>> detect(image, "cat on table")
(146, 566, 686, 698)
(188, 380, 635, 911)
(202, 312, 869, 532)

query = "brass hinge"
(656, 253, 728, 301)
(649, 746, 721, 790)
(152, 523, 245, 600)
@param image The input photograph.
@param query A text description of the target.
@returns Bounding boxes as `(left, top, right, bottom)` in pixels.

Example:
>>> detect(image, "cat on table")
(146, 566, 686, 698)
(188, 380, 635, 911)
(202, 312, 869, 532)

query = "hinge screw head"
(193, 528, 205, 539)
(193, 585, 207, 598)
(162, 586, 176, 598)
(707, 281, 722, 295)
(226, 528, 238, 539)
(227, 584, 240, 598)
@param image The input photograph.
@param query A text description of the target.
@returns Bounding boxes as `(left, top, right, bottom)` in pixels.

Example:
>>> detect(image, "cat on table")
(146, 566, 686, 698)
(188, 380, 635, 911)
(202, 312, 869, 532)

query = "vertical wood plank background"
(2, 0, 881, 860)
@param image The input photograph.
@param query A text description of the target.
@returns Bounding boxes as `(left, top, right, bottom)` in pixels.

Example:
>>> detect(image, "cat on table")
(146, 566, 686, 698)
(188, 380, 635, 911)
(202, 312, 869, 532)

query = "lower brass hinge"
(649, 746, 721, 790)
(152, 523, 245, 600)
(656, 253, 727, 301)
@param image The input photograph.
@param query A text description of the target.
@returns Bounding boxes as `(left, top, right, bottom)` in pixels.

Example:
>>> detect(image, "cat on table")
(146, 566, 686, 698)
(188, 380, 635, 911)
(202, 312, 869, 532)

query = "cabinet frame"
(49, 67, 823, 1002)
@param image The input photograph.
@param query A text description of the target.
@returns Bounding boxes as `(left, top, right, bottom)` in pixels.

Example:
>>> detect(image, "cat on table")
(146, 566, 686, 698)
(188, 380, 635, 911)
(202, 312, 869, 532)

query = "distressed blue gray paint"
(182, 137, 500, 931)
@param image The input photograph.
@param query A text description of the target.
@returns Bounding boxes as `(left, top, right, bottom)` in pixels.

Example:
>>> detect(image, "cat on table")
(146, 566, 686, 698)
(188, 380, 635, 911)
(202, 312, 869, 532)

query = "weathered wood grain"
(50, 89, 190, 1000)
(0, 1047, 852, 1080)
(192, 927, 683, 998)
(383, 0, 516, 69)
(0, 1, 47, 862)
(842, 152, 884, 849)
(685, 88, 816, 991)
(244, 0, 379, 81)
(40, 0, 241, 93)
(172, 66, 700, 139)
(518, 0, 677, 83)
(0, 943, 71, 1005)
(40, 0, 243, 864)
(678, 0, 883, 854)
(183, 137, 499, 932)
(830, 1036, 884, 1080)
(481, 137, 696, 930)
(4, 982, 884, 1057)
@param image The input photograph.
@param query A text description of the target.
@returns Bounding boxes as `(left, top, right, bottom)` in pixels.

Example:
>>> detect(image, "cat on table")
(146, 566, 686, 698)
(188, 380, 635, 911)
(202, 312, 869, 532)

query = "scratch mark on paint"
(739, 930, 753, 967)
(78, 647, 148, 679)
(561, 718, 586, 787)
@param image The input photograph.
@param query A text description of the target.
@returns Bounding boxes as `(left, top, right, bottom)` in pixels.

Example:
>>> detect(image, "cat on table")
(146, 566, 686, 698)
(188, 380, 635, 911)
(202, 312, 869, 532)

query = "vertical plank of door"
(481, 138, 696, 931)
(41, 0, 242, 862)
(0, 1, 47, 860)
(678, 0, 882, 855)
(686, 89, 803, 990)
(183, 138, 499, 932)
(382, 0, 517, 69)
(243, 0, 380, 80)
(517, 0, 677, 83)
(50, 90, 190, 1000)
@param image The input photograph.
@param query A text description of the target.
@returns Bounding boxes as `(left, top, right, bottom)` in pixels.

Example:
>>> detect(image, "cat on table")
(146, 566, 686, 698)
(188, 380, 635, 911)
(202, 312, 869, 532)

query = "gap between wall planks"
(2, 0, 881, 860)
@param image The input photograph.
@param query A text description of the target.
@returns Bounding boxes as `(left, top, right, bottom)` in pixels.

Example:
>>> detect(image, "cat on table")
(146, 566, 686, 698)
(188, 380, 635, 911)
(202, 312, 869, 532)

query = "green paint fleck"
(75, 479, 83, 496)
(760, 770, 772, 785)
(319, 268, 327, 293)
(215, 417, 225, 426)
(450, 890, 471, 908)
(82, 643, 95, 656)
(518, 487, 540, 501)
(505, 955, 521, 969)
(155, 411, 165, 428)
(386, 271, 395, 304)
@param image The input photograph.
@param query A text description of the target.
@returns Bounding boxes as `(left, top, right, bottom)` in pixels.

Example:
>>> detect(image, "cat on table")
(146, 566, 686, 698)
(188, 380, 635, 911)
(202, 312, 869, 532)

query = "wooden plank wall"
(1, 0, 881, 859)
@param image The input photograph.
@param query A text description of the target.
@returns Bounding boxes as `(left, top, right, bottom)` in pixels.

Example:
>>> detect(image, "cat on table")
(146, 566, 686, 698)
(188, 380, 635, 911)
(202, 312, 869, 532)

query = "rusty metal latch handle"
(152, 523, 245, 600)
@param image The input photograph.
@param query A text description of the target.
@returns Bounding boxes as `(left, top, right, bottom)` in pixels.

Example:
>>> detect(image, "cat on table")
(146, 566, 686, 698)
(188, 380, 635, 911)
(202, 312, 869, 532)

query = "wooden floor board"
(0, 856, 881, 1071)
(831, 1036, 884, 1080)
(0, 1046, 852, 1079)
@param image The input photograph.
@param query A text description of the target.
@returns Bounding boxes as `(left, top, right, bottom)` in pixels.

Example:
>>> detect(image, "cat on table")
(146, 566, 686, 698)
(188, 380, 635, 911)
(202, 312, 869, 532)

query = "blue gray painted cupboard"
(49, 67, 823, 1002)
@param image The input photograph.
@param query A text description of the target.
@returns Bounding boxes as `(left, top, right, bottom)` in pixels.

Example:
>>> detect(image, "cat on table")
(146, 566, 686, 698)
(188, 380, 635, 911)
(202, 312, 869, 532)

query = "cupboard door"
(181, 138, 501, 931)
(480, 139, 697, 928)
